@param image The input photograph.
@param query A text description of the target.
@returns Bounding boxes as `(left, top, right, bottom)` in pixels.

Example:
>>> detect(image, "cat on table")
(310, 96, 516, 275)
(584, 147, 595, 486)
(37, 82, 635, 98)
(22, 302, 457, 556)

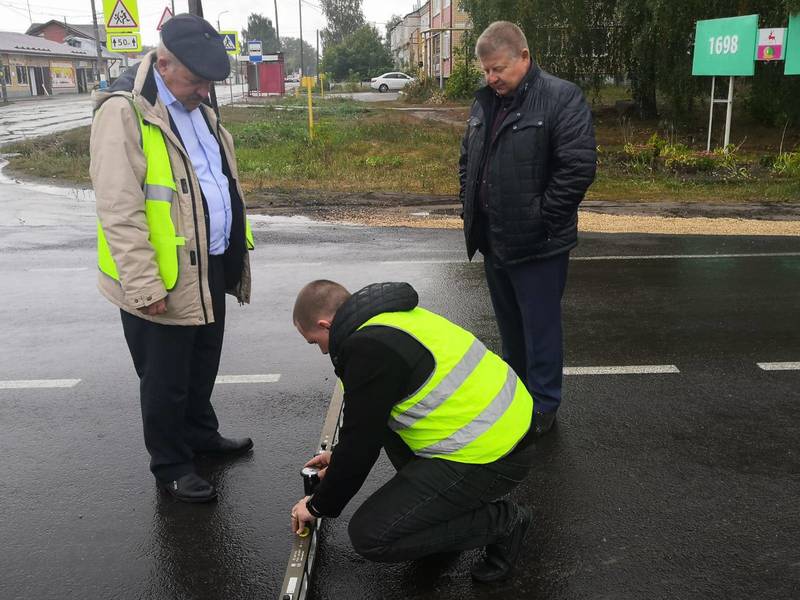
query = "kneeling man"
(290, 280, 535, 582)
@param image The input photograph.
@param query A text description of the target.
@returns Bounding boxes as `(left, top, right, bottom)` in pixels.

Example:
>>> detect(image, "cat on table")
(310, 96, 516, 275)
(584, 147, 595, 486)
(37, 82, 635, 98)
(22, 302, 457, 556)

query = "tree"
(385, 14, 403, 54)
(281, 37, 318, 76)
(459, 0, 800, 122)
(321, 0, 366, 46)
(241, 13, 279, 55)
(322, 24, 393, 80)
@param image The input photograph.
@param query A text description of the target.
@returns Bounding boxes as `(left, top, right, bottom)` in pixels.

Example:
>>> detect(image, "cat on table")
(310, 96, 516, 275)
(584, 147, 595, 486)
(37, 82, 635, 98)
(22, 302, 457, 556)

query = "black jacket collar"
(329, 282, 419, 370)
(475, 62, 541, 114)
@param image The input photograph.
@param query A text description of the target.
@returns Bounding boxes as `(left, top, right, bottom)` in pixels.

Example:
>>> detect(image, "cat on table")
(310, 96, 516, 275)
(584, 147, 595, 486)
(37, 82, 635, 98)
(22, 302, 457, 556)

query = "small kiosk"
(248, 53, 286, 96)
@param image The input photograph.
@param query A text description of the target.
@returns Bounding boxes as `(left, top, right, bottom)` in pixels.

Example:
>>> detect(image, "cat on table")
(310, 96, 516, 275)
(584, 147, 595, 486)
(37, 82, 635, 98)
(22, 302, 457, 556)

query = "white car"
(370, 72, 415, 93)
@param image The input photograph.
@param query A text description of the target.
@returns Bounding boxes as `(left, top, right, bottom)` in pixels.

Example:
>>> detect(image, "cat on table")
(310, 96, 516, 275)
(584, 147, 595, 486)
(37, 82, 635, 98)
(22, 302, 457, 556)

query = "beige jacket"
(90, 52, 251, 326)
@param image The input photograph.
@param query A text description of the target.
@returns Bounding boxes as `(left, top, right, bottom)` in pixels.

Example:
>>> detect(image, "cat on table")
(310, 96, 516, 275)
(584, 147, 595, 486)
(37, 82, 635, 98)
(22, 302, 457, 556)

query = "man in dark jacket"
(290, 280, 536, 582)
(459, 21, 597, 435)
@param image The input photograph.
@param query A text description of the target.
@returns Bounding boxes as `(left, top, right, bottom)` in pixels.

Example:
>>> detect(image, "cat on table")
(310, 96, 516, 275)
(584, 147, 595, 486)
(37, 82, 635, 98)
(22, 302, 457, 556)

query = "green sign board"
(692, 15, 759, 76)
(785, 14, 800, 74)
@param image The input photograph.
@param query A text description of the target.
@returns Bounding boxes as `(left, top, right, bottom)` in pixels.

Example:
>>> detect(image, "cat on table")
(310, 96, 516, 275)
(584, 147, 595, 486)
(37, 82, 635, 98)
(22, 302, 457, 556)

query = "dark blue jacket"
(459, 65, 597, 265)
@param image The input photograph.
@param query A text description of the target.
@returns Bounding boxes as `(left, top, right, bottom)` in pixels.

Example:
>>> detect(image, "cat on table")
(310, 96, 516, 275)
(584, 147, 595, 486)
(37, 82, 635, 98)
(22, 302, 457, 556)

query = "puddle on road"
(0, 158, 95, 203)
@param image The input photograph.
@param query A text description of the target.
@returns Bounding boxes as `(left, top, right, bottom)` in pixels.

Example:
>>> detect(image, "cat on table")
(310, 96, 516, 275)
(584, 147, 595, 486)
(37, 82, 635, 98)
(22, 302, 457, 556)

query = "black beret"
(161, 13, 230, 81)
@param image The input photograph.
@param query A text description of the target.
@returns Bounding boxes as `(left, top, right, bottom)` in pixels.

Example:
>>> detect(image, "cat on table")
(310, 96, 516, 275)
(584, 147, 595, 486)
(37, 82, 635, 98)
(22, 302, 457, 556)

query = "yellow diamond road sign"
(220, 31, 240, 56)
(103, 0, 139, 31)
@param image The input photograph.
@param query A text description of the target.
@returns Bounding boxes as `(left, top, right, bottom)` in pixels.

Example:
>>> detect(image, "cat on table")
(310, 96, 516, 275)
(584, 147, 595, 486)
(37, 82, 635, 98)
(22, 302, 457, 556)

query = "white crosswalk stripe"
(0, 379, 81, 389)
(215, 374, 282, 384)
(757, 362, 800, 371)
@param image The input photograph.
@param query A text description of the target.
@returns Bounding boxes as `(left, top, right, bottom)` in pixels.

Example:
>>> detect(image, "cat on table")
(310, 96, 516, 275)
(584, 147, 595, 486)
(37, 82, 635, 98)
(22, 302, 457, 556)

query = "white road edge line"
(0, 379, 81, 389)
(215, 374, 281, 384)
(757, 362, 800, 371)
(564, 365, 680, 375)
(572, 252, 800, 261)
(269, 253, 800, 268)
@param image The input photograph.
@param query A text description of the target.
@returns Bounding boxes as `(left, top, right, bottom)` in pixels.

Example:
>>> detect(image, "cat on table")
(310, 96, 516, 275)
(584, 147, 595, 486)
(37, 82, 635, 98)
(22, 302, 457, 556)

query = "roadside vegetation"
(3, 93, 800, 203)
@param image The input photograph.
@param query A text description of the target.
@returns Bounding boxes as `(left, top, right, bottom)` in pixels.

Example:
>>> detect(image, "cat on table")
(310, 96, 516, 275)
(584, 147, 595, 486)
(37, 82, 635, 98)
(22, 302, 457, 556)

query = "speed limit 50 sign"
(692, 15, 759, 76)
(107, 32, 142, 53)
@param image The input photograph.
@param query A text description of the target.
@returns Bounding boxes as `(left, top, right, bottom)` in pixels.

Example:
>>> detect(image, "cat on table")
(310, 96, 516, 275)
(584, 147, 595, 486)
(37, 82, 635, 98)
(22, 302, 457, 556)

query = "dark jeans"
(120, 255, 226, 482)
(483, 252, 570, 414)
(347, 431, 534, 563)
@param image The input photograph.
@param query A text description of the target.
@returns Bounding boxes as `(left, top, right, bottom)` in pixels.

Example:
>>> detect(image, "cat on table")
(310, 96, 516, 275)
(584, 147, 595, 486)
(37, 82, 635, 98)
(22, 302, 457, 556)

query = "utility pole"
(316, 30, 320, 86)
(26, 0, 32, 23)
(90, 0, 107, 88)
(1, 65, 8, 103)
(188, 0, 203, 17)
(298, 0, 304, 76)
(171, 0, 175, 14)
(274, 0, 280, 49)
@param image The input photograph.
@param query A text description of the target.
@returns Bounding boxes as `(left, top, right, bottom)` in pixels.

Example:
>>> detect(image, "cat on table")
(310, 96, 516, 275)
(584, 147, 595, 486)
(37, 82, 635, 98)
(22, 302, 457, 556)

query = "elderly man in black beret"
(90, 14, 254, 503)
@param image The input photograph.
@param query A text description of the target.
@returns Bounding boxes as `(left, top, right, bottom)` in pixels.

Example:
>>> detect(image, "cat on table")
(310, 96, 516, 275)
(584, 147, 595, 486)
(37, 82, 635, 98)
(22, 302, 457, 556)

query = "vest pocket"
(145, 199, 185, 291)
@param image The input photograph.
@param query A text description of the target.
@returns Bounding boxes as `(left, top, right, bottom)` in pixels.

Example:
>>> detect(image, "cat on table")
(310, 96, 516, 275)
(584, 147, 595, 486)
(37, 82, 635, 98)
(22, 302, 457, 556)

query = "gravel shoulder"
(247, 189, 800, 236)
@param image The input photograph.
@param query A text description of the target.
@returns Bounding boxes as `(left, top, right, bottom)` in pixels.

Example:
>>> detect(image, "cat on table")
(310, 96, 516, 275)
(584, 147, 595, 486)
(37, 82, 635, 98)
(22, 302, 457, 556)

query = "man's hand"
(291, 495, 317, 535)
(138, 298, 167, 316)
(304, 451, 332, 481)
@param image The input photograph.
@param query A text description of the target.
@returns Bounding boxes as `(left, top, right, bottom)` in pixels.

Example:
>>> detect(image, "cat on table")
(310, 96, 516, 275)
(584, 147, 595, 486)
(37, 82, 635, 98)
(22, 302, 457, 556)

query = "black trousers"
(121, 255, 226, 482)
(483, 251, 570, 414)
(347, 431, 534, 562)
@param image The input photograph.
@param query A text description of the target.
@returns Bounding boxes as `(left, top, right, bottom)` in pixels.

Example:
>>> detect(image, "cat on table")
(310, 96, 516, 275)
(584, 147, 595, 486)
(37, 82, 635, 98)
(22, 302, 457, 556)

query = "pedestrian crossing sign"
(103, 0, 139, 31)
(156, 6, 173, 31)
(220, 31, 240, 56)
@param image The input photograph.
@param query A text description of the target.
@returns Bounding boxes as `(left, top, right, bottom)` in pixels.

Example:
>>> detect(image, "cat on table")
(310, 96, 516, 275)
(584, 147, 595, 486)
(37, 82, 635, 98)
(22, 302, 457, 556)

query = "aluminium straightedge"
(278, 382, 344, 600)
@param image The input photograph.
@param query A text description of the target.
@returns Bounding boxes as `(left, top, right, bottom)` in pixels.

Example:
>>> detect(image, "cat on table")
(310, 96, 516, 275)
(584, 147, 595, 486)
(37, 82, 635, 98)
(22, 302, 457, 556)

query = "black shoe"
(471, 505, 532, 583)
(161, 473, 218, 503)
(534, 411, 557, 437)
(195, 436, 254, 457)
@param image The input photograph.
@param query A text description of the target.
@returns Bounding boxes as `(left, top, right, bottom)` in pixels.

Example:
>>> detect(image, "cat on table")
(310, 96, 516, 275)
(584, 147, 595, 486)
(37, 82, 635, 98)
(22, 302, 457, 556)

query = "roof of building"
(0, 31, 119, 59)
(27, 21, 107, 41)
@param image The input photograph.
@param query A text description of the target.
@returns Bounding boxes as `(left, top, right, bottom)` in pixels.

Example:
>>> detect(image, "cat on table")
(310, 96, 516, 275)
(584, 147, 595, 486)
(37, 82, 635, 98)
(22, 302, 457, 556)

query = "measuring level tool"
(278, 382, 344, 600)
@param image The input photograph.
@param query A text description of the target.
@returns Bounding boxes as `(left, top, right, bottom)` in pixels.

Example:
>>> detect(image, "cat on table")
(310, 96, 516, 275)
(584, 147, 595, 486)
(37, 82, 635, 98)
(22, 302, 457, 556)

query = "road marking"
(0, 379, 81, 389)
(564, 365, 680, 375)
(572, 252, 800, 261)
(215, 374, 281, 384)
(757, 362, 800, 371)
(267, 253, 800, 268)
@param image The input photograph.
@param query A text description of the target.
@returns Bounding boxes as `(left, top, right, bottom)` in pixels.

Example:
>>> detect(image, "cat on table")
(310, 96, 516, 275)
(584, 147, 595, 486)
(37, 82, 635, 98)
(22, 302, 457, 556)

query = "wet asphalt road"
(0, 86, 249, 146)
(1, 175, 799, 600)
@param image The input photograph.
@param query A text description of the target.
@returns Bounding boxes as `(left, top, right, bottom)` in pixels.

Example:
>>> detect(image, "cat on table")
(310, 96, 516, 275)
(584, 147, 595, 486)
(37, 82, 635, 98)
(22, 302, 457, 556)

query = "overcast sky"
(1, 0, 420, 47)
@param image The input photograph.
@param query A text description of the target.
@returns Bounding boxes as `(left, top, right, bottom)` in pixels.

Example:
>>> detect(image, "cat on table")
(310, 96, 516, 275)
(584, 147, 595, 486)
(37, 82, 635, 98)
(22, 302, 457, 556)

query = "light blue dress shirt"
(154, 70, 232, 255)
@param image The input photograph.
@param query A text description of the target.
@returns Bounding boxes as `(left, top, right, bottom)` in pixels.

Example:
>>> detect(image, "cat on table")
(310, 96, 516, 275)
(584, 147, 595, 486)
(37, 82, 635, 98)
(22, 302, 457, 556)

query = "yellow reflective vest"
(96, 102, 254, 291)
(358, 308, 534, 464)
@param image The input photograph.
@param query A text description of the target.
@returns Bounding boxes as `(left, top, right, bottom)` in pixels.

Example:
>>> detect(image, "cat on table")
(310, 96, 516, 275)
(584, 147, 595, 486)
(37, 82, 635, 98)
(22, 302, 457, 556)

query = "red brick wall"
(37, 23, 68, 44)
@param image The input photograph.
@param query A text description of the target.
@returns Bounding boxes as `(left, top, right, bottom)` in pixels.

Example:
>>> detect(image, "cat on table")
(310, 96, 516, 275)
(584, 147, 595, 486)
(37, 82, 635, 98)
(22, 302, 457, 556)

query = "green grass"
(225, 100, 462, 195)
(589, 171, 800, 203)
(3, 96, 800, 203)
(4, 126, 92, 184)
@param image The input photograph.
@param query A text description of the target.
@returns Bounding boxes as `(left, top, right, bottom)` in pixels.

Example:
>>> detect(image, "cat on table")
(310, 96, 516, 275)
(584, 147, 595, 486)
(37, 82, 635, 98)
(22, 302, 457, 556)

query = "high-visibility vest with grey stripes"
(359, 307, 533, 464)
(97, 102, 184, 290)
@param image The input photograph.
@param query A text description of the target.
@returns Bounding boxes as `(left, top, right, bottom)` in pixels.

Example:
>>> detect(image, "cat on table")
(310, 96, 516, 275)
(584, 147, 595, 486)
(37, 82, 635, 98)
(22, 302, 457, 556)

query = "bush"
(623, 142, 657, 172)
(771, 151, 800, 178)
(402, 76, 438, 103)
(426, 89, 448, 105)
(661, 146, 716, 173)
(621, 133, 752, 178)
(445, 49, 482, 100)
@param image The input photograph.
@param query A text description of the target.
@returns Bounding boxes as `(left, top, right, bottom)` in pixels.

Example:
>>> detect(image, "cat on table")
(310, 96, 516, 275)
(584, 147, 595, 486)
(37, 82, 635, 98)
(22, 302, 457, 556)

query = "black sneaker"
(534, 411, 557, 437)
(471, 505, 532, 583)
